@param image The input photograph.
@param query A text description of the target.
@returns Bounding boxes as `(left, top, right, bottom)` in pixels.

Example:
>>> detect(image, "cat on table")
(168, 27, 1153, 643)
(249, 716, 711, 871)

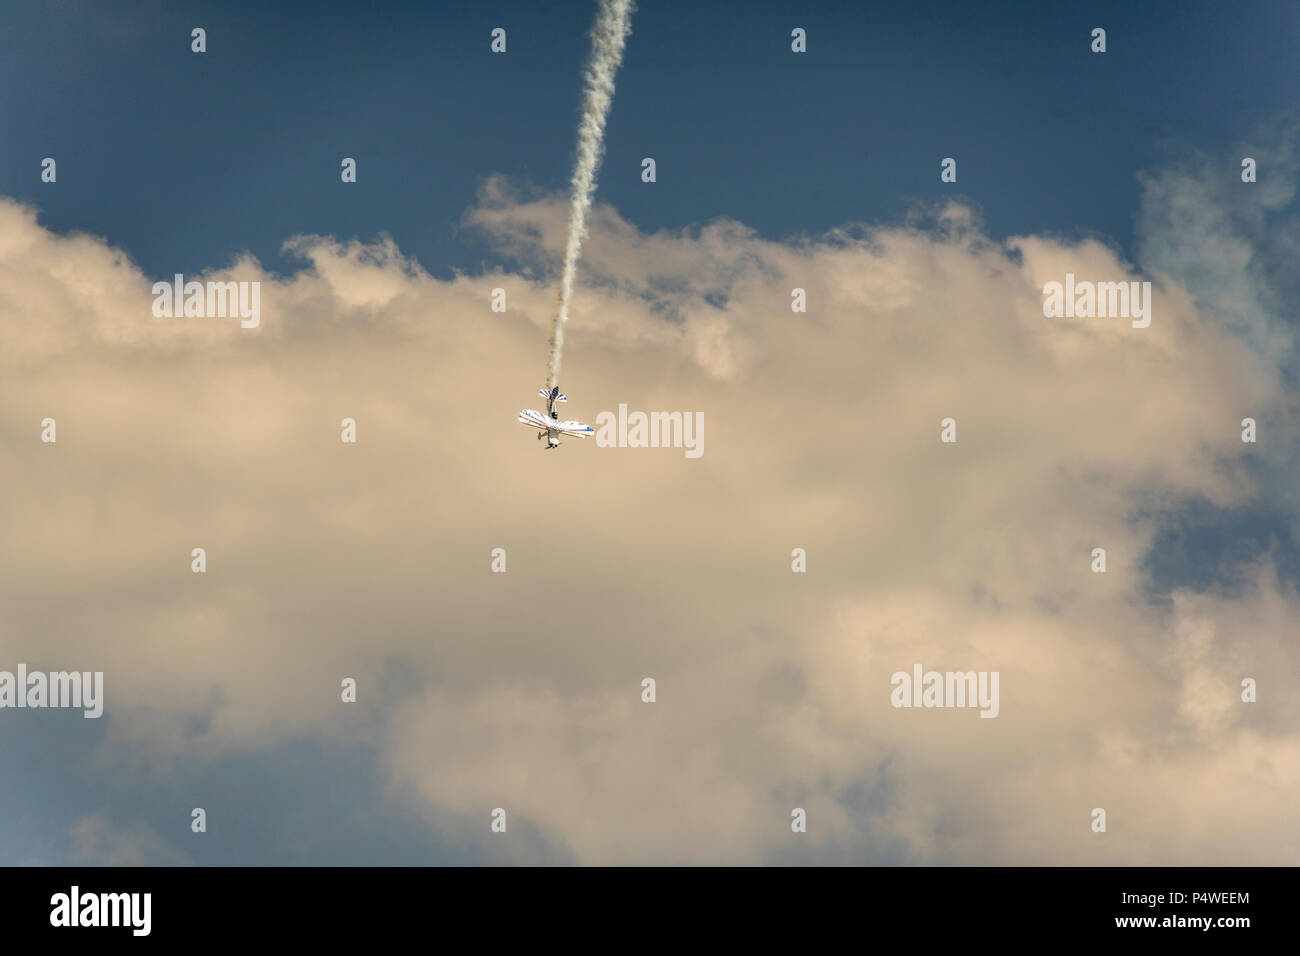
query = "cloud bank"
(1, 156, 1297, 864)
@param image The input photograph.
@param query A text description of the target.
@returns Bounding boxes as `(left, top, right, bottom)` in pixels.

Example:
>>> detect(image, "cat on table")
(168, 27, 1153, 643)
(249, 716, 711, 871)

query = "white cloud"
(2, 169, 1297, 862)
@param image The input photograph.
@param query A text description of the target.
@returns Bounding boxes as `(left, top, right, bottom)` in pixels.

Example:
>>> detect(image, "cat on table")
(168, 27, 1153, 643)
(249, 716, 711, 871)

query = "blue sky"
(3, 0, 1297, 280)
(3, 1, 1299, 866)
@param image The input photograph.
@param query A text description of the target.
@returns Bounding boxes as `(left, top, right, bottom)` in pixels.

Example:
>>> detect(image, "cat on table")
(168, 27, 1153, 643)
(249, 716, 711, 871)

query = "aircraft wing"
(517, 409, 551, 430)
(552, 420, 595, 438)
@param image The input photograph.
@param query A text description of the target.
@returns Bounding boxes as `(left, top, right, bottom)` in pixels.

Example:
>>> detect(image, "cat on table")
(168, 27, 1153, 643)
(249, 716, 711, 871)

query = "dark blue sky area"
(2, 0, 1296, 280)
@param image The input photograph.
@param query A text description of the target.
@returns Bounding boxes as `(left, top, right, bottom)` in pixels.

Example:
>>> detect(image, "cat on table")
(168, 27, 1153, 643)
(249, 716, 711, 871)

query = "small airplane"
(518, 386, 596, 449)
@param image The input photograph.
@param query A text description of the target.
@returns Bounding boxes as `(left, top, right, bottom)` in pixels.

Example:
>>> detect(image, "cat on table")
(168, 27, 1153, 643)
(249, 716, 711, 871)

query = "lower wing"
(553, 421, 595, 438)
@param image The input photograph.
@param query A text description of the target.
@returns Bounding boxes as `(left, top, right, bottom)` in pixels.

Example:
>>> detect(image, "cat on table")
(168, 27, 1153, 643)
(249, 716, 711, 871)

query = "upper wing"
(552, 420, 595, 438)
(518, 409, 550, 430)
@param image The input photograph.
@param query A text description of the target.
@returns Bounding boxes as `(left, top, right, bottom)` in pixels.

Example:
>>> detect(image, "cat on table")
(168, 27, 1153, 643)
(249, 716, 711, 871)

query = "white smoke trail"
(547, 0, 635, 390)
